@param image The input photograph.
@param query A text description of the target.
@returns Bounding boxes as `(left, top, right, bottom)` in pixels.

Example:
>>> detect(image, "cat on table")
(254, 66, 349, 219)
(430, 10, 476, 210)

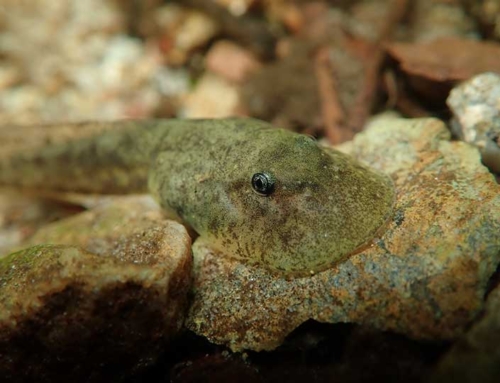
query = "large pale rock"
(447, 72, 500, 173)
(0, 196, 192, 382)
(186, 117, 500, 351)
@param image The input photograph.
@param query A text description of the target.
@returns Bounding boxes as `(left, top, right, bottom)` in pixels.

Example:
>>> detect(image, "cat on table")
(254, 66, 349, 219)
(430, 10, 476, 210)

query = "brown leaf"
(386, 38, 500, 82)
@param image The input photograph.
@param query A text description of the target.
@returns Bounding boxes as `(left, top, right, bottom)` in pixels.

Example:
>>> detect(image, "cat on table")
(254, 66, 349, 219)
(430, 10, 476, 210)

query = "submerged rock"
(0, 197, 192, 382)
(186, 117, 500, 351)
(2, 117, 500, 361)
(447, 72, 500, 173)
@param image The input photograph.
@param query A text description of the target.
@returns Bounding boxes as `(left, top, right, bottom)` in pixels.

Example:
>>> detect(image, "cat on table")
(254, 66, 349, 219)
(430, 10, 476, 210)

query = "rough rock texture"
(447, 72, 500, 173)
(186, 116, 500, 351)
(0, 196, 192, 382)
(430, 282, 500, 383)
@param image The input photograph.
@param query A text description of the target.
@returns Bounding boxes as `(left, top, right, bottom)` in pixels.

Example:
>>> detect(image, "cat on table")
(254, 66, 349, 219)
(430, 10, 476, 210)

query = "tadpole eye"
(251, 172, 275, 196)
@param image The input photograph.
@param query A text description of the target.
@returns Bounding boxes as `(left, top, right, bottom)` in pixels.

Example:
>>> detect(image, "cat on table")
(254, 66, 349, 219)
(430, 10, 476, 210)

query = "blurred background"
(1, 0, 499, 144)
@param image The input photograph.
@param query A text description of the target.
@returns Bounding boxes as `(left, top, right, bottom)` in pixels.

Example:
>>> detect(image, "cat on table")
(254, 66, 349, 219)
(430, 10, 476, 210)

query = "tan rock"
(0, 196, 192, 381)
(155, 4, 219, 66)
(205, 40, 261, 83)
(186, 117, 500, 351)
(182, 73, 240, 118)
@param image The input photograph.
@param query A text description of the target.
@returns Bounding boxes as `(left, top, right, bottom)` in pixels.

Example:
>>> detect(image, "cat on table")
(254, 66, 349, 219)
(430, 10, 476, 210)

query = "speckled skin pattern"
(0, 118, 395, 275)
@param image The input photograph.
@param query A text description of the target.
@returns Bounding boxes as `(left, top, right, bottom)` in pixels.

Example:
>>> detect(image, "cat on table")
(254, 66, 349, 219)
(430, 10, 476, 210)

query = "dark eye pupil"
(252, 172, 275, 196)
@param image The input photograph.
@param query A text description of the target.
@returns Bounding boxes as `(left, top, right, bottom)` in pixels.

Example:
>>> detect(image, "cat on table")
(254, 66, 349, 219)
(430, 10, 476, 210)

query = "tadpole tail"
(0, 120, 167, 194)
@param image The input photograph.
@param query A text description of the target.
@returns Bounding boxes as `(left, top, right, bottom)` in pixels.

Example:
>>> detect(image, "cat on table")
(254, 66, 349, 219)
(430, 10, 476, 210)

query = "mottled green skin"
(0, 118, 395, 275)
